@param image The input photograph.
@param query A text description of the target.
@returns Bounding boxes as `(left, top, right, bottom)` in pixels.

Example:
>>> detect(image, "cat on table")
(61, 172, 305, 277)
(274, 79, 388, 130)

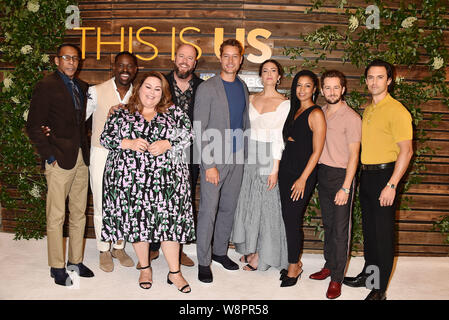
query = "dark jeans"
(317, 164, 354, 282)
(359, 166, 396, 292)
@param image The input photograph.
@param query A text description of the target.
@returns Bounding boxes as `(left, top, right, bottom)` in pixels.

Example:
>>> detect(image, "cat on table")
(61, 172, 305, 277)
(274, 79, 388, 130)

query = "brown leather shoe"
(111, 248, 134, 267)
(309, 268, 331, 280)
(136, 250, 159, 270)
(326, 281, 342, 299)
(180, 251, 194, 267)
(365, 289, 386, 300)
(99, 251, 114, 272)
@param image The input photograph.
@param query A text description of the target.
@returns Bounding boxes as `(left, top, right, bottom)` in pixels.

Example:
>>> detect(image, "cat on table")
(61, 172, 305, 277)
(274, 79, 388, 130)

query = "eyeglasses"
(58, 55, 80, 62)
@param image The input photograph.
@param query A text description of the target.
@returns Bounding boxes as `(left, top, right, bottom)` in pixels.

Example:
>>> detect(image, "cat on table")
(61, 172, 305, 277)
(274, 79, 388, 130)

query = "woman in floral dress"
(100, 71, 195, 293)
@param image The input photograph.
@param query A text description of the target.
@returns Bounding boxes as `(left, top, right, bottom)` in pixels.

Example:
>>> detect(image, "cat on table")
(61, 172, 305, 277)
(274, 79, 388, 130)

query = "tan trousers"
(90, 146, 124, 252)
(44, 149, 88, 268)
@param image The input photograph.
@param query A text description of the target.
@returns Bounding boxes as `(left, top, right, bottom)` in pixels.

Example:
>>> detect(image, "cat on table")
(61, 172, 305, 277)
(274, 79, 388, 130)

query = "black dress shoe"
(343, 272, 368, 288)
(50, 267, 73, 286)
(365, 289, 387, 300)
(211, 254, 239, 270)
(198, 265, 213, 283)
(67, 262, 95, 278)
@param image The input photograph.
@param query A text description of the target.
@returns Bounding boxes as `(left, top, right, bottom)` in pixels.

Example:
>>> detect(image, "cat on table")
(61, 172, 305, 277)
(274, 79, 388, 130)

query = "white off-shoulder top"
(249, 99, 290, 160)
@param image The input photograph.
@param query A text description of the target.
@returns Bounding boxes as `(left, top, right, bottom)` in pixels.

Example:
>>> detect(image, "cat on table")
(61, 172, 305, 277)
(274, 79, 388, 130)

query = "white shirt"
(249, 99, 290, 160)
(86, 77, 133, 120)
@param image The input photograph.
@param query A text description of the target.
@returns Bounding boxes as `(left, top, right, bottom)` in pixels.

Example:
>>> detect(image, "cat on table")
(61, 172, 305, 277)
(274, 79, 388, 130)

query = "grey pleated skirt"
(231, 140, 288, 271)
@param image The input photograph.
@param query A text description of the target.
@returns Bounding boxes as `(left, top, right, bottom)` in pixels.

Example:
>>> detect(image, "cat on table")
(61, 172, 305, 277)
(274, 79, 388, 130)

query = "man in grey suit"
(194, 39, 250, 283)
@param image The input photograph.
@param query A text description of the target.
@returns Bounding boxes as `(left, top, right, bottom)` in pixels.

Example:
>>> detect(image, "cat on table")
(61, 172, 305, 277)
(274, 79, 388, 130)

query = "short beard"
(324, 96, 342, 105)
(175, 66, 193, 79)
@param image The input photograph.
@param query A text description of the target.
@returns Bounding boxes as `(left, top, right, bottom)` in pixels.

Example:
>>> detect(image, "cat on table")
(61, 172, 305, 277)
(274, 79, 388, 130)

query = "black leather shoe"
(198, 265, 213, 283)
(211, 254, 239, 270)
(50, 267, 73, 286)
(343, 272, 368, 288)
(67, 262, 95, 278)
(365, 289, 387, 300)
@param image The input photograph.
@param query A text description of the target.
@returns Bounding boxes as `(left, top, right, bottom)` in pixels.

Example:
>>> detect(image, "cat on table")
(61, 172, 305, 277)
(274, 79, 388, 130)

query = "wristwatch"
(46, 155, 56, 165)
(341, 187, 350, 194)
(387, 182, 396, 189)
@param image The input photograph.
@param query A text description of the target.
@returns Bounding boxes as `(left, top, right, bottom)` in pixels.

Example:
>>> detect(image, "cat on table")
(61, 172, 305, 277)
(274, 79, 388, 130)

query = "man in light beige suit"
(86, 52, 138, 272)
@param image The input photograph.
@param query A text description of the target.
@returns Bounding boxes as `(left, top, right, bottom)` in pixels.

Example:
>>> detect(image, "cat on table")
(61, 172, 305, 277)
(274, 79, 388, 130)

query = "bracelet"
(341, 187, 350, 194)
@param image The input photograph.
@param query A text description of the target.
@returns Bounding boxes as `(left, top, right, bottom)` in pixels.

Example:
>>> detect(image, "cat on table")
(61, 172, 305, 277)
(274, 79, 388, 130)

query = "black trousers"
(279, 168, 317, 263)
(359, 167, 396, 292)
(317, 164, 353, 283)
(150, 163, 199, 251)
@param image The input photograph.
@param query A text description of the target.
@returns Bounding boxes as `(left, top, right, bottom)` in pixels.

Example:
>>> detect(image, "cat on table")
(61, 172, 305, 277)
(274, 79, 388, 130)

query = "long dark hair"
(259, 59, 284, 86)
(282, 69, 319, 143)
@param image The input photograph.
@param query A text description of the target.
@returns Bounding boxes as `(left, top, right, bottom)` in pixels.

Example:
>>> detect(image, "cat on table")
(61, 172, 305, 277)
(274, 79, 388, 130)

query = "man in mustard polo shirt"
(343, 59, 413, 300)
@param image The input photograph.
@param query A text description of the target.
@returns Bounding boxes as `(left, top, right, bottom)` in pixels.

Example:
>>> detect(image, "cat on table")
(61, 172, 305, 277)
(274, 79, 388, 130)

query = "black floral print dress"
(100, 105, 195, 244)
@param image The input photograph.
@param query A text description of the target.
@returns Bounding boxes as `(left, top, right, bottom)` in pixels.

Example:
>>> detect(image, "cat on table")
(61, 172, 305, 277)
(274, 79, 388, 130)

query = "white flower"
(29, 184, 41, 198)
(3, 77, 13, 89)
(41, 54, 49, 63)
(348, 16, 359, 32)
(20, 45, 33, 55)
(432, 56, 444, 70)
(12, 96, 20, 104)
(395, 76, 404, 84)
(401, 17, 417, 29)
(27, 1, 40, 13)
(23, 110, 29, 121)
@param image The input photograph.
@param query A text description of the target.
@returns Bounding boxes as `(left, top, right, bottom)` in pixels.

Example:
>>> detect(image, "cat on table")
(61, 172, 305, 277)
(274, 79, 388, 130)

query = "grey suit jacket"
(193, 74, 250, 171)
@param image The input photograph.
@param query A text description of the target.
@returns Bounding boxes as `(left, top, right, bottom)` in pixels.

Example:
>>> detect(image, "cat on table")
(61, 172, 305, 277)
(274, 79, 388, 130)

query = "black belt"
(361, 162, 395, 171)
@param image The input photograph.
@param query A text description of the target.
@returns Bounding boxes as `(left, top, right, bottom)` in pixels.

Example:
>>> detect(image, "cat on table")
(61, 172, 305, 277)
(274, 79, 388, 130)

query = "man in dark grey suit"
(194, 39, 250, 283)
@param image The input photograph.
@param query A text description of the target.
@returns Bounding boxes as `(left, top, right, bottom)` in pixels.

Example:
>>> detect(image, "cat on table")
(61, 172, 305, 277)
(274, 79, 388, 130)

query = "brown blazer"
(26, 72, 90, 170)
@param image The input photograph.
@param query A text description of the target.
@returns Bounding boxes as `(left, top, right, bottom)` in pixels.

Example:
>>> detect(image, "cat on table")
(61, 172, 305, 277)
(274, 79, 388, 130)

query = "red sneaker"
(309, 268, 331, 280)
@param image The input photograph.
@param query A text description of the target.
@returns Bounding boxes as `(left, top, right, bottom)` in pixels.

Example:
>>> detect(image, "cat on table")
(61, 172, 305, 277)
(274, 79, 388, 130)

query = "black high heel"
(167, 270, 191, 293)
(280, 270, 303, 287)
(279, 269, 288, 281)
(138, 265, 152, 290)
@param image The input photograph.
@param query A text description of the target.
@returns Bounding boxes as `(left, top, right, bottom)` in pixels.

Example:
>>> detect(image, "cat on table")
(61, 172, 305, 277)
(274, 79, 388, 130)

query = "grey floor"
(0, 232, 448, 300)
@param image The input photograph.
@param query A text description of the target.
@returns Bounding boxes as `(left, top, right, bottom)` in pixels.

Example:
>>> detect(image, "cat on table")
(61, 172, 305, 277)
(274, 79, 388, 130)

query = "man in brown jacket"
(26, 43, 94, 286)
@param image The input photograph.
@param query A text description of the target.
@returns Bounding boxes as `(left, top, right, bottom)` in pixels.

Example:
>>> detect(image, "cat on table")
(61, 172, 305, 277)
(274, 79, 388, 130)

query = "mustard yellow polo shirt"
(361, 94, 413, 164)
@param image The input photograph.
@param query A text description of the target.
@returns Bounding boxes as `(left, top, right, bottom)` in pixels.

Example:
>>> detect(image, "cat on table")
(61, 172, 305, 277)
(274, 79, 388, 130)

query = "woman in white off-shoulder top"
(231, 59, 290, 272)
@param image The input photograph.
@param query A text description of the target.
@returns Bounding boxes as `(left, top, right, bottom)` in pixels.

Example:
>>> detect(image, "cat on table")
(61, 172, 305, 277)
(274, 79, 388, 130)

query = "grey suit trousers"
(196, 163, 244, 266)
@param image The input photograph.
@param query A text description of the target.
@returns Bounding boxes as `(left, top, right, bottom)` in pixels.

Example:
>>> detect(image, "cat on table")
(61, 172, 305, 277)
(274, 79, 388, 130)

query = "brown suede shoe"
(180, 251, 194, 267)
(136, 250, 159, 270)
(111, 248, 134, 267)
(99, 251, 114, 272)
